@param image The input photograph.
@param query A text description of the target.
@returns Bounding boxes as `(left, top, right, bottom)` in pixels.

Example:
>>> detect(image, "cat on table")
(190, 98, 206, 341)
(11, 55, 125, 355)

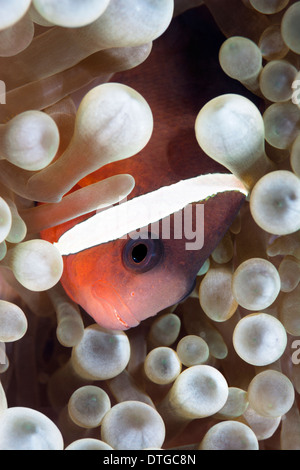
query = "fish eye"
(131, 243, 148, 263)
(122, 235, 164, 273)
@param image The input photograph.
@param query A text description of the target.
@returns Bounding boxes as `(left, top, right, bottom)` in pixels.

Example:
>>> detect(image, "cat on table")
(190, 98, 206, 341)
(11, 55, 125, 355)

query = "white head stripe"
(54, 173, 248, 255)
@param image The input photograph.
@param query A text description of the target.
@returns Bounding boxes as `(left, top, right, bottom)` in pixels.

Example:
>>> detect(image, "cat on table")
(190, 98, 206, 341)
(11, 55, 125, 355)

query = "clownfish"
(41, 7, 255, 330)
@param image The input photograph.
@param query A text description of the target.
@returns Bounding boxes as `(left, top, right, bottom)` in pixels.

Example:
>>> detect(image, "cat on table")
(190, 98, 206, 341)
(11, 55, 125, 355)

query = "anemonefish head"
(44, 174, 247, 330)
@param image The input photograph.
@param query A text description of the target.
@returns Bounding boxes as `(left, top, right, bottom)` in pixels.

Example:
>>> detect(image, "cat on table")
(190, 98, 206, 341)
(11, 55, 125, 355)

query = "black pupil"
(131, 243, 148, 263)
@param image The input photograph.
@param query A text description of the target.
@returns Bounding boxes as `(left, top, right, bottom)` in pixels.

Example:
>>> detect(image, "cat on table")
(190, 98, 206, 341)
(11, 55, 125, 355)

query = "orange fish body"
(42, 8, 255, 330)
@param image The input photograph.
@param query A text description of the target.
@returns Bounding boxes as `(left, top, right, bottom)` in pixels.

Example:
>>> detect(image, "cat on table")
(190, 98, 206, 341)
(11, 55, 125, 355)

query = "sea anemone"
(0, 0, 299, 452)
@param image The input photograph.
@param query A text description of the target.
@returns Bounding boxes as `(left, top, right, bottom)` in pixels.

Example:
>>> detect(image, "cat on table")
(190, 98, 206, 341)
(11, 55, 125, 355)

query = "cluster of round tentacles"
(0, 0, 299, 451)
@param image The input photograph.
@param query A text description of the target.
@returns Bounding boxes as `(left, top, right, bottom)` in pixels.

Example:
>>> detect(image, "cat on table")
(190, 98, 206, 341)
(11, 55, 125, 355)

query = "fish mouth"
(91, 281, 139, 330)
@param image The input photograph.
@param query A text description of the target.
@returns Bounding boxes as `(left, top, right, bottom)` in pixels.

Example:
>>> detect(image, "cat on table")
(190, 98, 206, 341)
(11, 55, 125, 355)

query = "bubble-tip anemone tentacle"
(195, 93, 274, 189)
(26, 83, 153, 202)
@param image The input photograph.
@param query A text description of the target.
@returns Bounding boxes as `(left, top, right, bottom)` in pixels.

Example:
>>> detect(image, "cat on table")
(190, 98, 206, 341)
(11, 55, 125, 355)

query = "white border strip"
(54, 173, 248, 255)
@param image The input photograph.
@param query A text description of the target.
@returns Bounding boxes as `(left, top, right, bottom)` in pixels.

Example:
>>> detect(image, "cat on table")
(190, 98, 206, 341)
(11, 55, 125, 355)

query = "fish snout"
(91, 280, 139, 330)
